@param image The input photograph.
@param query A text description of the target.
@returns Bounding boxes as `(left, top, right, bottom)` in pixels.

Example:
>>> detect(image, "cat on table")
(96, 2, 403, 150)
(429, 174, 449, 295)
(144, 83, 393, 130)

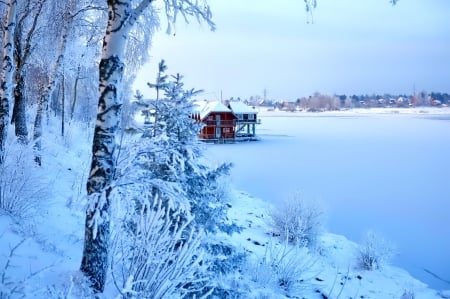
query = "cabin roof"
(228, 100, 257, 114)
(194, 100, 233, 119)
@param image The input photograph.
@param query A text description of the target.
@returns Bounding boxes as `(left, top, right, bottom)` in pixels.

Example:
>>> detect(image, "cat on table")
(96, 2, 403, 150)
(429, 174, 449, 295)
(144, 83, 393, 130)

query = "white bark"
(80, 0, 154, 293)
(12, 0, 47, 143)
(81, 0, 215, 292)
(0, 0, 17, 163)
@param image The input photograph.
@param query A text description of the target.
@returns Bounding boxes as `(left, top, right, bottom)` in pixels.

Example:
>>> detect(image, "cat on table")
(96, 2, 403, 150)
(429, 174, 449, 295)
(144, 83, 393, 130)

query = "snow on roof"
(194, 100, 232, 119)
(192, 100, 207, 113)
(228, 100, 257, 114)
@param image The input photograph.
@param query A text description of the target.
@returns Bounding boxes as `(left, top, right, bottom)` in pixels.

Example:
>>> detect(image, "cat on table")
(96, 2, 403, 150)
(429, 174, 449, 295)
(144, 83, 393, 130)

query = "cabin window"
(237, 114, 243, 120)
(248, 113, 255, 120)
(223, 127, 231, 133)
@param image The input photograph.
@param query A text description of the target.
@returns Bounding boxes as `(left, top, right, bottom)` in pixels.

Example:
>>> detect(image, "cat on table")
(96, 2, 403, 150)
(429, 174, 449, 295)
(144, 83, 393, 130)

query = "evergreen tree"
(122, 61, 243, 296)
(135, 60, 240, 234)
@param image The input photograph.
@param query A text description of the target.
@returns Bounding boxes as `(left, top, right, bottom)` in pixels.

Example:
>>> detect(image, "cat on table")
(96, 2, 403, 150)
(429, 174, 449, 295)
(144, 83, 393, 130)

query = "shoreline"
(257, 106, 450, 117)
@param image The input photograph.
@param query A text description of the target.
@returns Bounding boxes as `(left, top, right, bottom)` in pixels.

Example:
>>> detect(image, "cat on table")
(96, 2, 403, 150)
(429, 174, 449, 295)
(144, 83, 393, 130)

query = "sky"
(133, 0, 450, 101)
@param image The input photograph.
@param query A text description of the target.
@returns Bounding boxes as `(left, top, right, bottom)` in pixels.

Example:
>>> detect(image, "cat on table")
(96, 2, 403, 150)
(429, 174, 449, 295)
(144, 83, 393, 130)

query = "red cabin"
(193, 101, 237, 142)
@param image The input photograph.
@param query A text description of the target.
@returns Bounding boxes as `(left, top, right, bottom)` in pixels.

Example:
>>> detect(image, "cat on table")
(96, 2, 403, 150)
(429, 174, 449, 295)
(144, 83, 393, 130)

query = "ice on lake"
(205, 110, 450, 290)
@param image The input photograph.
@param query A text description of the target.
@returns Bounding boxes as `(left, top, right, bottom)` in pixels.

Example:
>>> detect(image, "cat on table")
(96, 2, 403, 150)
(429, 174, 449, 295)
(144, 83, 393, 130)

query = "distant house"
(227, 100, 259, 140)
(193, 101, 237, 142)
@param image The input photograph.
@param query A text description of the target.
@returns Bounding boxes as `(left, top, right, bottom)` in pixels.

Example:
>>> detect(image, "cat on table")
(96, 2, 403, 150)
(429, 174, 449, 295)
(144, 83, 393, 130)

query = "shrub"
(357, 230, 395, 271)
(0, 238, 28, 299)
(110, 192, 206, 298)
(247, 242, 316, 294)
(0, 238, 52, 299)
(0, 143, 47, 221)
(42, 271, 94, 299)
(270, 191, 324, 247)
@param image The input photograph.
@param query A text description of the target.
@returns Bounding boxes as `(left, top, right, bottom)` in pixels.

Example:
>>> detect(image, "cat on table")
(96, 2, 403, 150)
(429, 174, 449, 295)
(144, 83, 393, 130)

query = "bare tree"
(11, 0, 47, 143)
(32, 1, 74, 165)
(32, 0, 104, 164)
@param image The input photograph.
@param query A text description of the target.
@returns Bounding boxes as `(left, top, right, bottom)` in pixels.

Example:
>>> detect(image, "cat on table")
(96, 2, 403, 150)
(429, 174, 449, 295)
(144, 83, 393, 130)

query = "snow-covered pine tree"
(147, 59, 168, 101)
(124, 61, 205, 215)
(124, 61, 244, 296)
(136, 61, 239, 234)
(107, 63, 205, 297)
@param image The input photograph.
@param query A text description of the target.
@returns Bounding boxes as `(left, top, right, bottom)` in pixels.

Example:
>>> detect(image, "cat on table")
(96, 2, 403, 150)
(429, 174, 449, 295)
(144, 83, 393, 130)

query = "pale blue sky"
(134, 0, 450, 101)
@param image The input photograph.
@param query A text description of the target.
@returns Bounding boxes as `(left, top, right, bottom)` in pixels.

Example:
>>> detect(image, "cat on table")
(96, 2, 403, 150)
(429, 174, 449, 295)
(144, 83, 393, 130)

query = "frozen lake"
(205, 110, 450, 290)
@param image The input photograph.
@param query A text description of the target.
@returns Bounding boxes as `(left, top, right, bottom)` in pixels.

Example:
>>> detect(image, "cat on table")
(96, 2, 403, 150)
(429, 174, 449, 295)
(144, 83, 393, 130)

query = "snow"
(194, 100, 232, 119)
(222, 190, 442, 298)
(228, 100, 257, 114)
(1, 108, 449, 298)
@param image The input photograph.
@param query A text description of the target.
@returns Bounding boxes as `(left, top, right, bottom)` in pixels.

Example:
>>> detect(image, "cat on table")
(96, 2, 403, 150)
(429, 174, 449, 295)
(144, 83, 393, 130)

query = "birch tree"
(32, 0, 103, 164)
(80, 1, 160, 292)
(11, 0, 47, 143)
(80, 0, 214, 293)
(32, 1, 74, 165)
(0, 0, 17, 163)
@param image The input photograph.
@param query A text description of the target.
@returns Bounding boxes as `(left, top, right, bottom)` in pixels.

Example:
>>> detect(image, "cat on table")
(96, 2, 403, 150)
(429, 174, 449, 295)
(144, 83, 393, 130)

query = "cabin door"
(215, 114, 221, 138)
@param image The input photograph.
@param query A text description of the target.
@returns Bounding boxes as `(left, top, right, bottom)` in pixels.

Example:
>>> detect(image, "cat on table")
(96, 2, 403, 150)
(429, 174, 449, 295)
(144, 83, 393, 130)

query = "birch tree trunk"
(0, 0, 17, 163)
(80, 0, 154, 292)
(11, 0, 46, 143)
(80, 0, 215, 292)
(61, 71, 65, 137)
(12, 73, 27, 143)
(70, 61, 82, 120)
(32, 12, 70, 165)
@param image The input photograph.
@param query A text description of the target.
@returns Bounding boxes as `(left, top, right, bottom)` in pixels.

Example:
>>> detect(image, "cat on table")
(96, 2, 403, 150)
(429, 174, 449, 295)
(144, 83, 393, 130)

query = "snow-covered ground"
(1, 108, 449, 298)
(224, 189, 445, 298)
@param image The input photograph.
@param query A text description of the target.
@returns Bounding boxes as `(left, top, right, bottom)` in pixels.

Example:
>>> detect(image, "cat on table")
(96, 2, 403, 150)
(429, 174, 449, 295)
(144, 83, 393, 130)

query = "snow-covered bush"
(43, 271, 94, 299)
(270, 191, 324, 247)
(247, 242, 316, 294)
(110, 191, 206, 298)
(195, 236, 247, 298)
(0, 143, 47, 221)
(357, 230, 395, 271)
(0, 238, 53, 299)
(0, 239, 27, 299)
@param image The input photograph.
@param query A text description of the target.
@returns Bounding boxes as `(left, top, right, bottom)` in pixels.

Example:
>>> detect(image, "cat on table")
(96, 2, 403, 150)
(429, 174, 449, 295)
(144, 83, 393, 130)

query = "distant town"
(220, 91, 450, 112)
